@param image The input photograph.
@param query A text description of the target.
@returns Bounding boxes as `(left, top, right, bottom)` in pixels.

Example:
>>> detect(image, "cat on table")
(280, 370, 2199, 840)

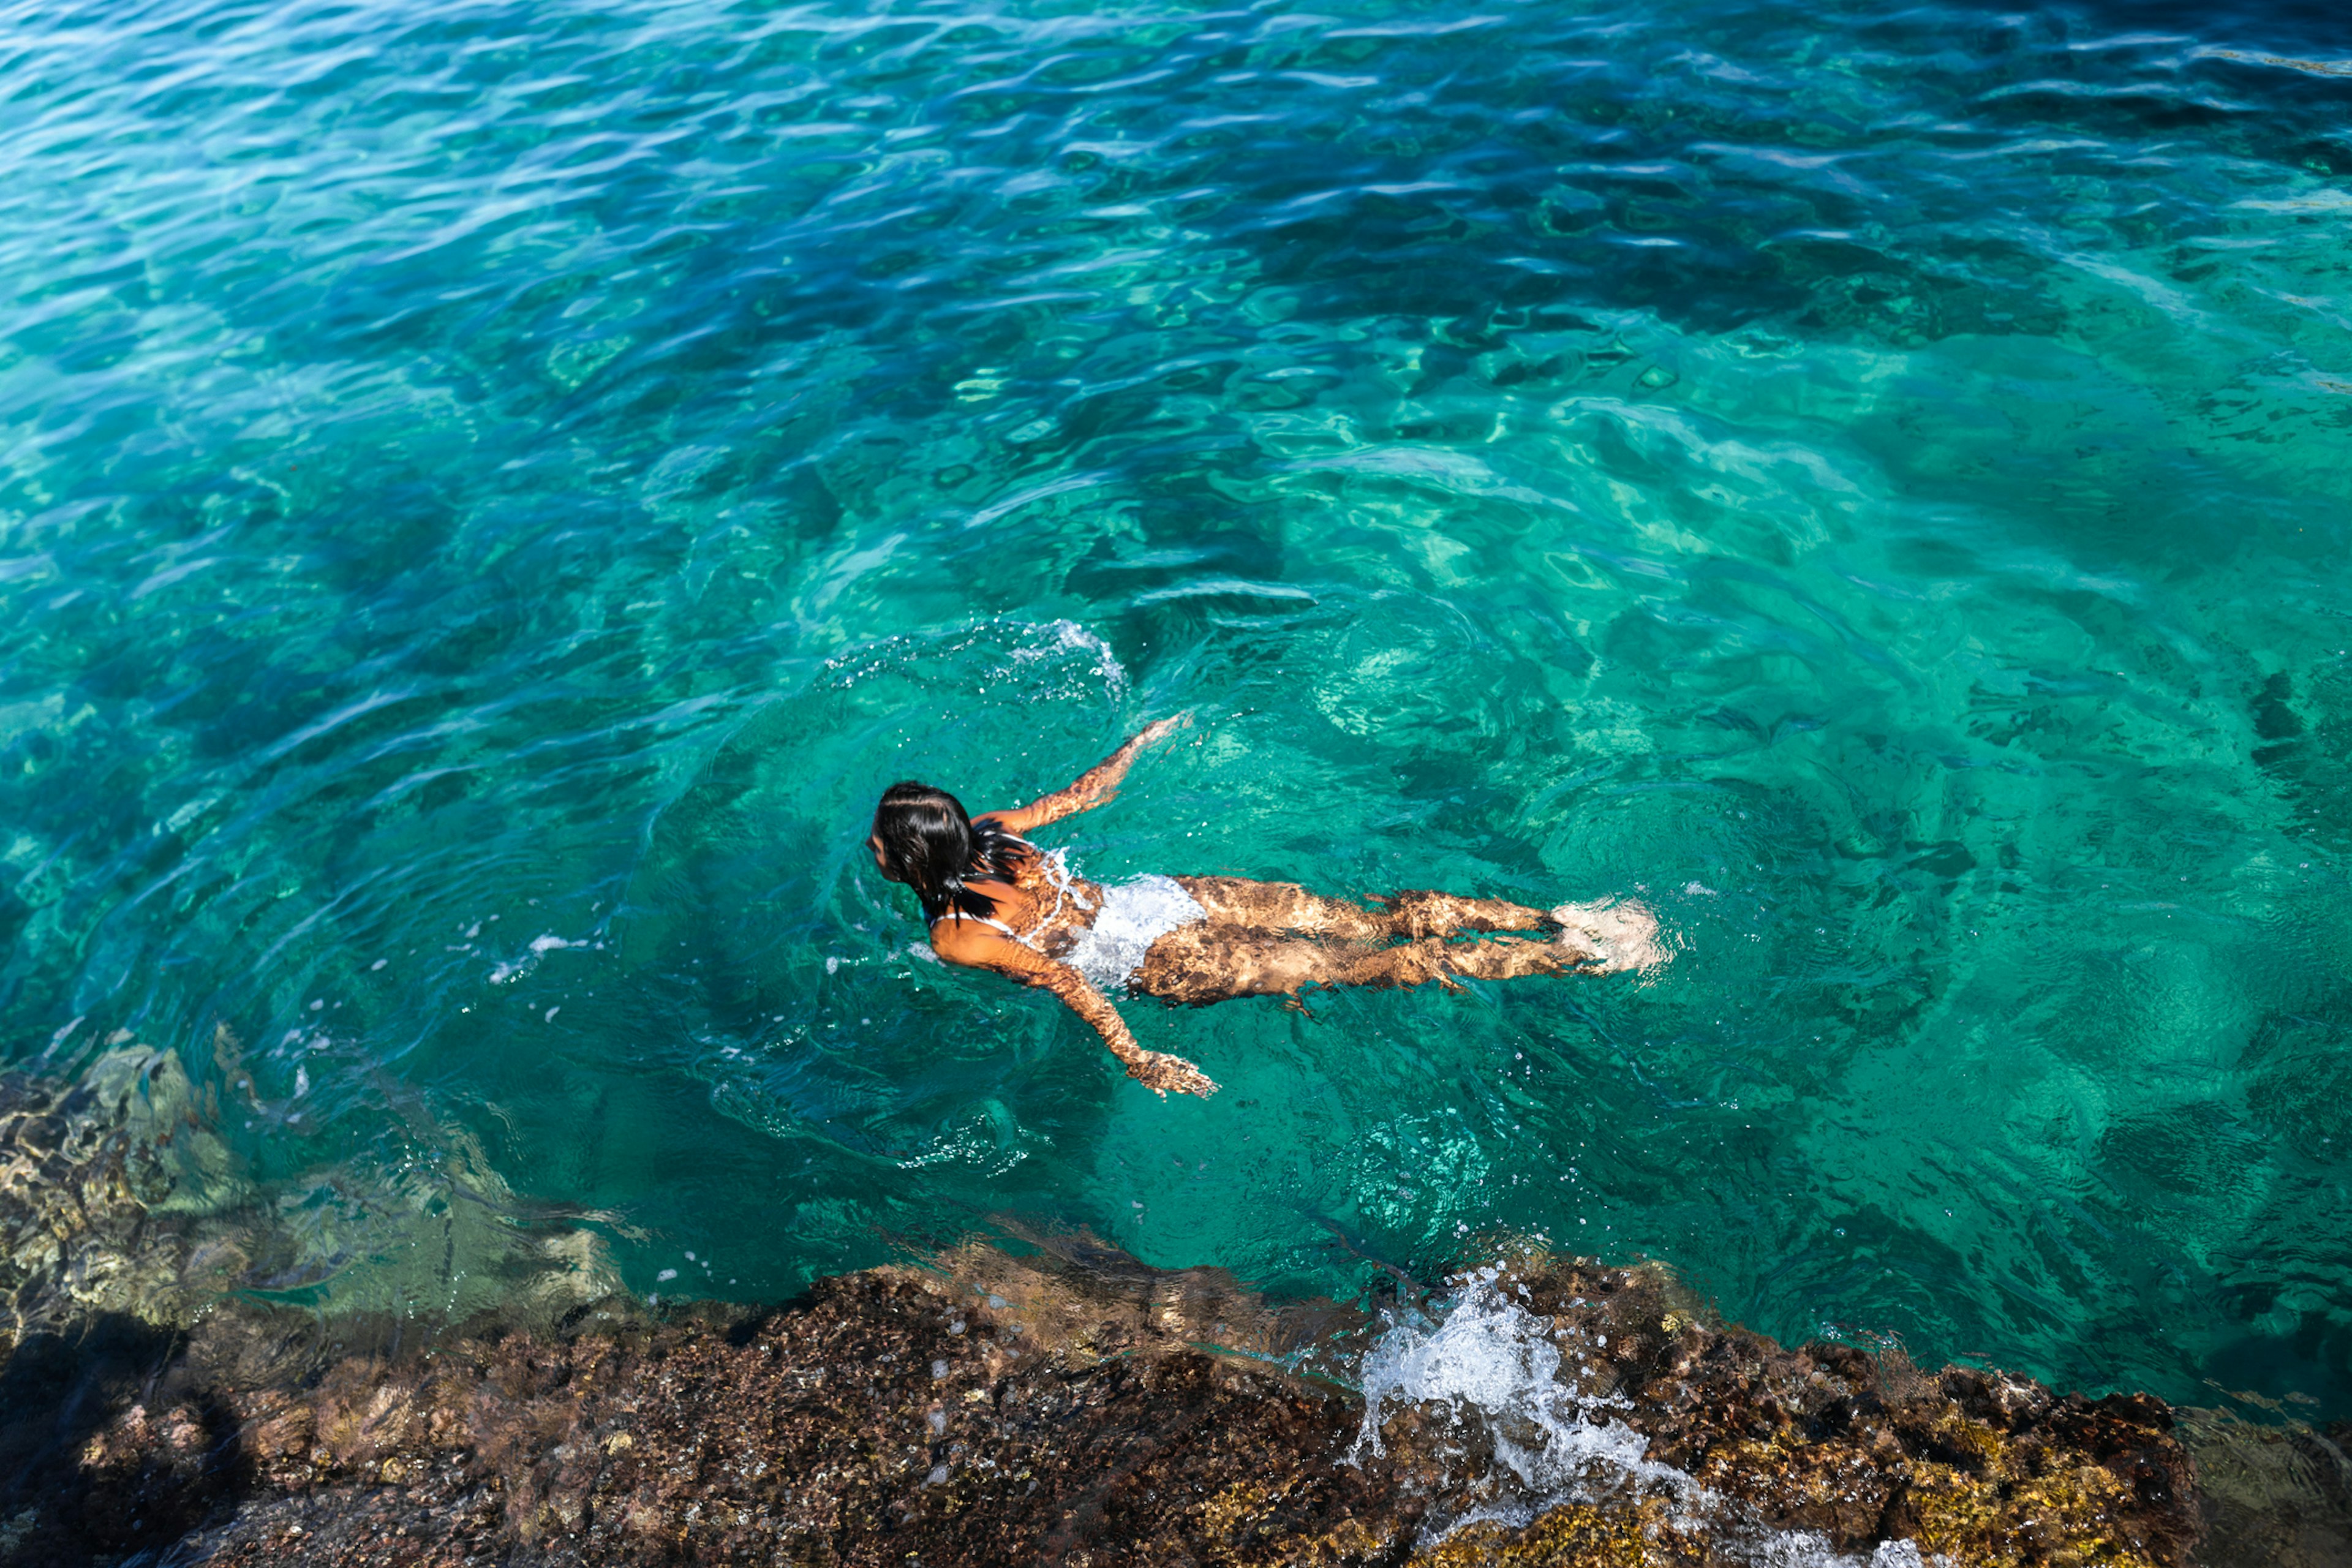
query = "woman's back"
(943, 833, 1106, 960)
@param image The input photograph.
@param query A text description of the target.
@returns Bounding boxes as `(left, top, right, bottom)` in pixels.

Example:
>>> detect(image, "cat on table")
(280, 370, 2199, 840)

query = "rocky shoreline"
(2, 1050, 2347, 1566)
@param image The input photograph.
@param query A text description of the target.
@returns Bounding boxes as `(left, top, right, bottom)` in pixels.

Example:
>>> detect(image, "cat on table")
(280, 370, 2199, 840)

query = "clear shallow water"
(4, 0, 2351, 1417)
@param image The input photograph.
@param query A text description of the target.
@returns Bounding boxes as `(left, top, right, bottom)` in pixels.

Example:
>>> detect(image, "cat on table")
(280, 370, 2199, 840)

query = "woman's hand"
(1085, 992, 1220, 1099)
(1128, 711, 1191, 750)
(938, 922, 1217, 1099)
(1123, 1047, 1219, 1099)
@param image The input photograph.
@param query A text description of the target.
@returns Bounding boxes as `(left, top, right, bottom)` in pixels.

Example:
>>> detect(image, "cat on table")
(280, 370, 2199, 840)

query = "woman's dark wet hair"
(871, 782, 1027, 923)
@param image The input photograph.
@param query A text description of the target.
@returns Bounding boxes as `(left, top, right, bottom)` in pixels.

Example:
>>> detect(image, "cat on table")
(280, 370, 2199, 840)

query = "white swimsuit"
(963, 847, 1206, 992)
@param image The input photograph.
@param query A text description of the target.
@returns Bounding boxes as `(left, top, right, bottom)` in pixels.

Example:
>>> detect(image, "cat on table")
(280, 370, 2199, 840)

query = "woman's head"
(869, 782, 1017, 922)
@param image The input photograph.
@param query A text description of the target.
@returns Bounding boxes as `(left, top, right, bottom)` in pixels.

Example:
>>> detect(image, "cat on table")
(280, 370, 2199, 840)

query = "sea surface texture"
(4, 0, 2350, 1419)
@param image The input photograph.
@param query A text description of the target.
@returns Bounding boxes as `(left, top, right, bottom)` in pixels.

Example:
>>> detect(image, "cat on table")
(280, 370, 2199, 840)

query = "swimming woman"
(868, 717, 1664, 1099)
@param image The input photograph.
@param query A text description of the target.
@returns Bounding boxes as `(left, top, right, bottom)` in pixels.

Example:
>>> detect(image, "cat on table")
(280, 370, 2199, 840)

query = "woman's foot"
(1548, 898, 1667, 974)
(1128, 1050, 1220, 1099)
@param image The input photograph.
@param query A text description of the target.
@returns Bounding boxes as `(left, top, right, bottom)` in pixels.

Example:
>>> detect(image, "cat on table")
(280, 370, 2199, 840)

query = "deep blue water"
(4, 0, 2352, 1418)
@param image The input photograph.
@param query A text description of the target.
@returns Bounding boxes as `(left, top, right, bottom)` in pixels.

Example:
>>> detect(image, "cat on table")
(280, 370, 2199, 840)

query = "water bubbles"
(489, 932, 592, 986)
(1352, 1273, 1689, 1518)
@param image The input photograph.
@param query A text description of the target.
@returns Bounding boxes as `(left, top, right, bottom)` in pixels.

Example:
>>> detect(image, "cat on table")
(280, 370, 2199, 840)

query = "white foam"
(1741, 1533, 1945, 1567)
(1351, 1268, 1954, 1567)
(1547, 899, 1672, 975)
(1005, 617, 1128, 697)
(488, 932, 596, 985)
(1352, 1270, 1691, 1508)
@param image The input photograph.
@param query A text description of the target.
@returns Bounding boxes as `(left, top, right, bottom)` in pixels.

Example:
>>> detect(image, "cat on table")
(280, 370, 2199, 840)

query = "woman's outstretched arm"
(979, 715, 1187, 836)
(930, 915, 1218, 1098)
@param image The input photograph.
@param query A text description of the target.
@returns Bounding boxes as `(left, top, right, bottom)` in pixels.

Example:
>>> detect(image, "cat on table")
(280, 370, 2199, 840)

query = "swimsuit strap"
(1031, 844, 1095, 930)
(935, 911, 1042, 951)
(999, 838, 1095, 943)
(932, 837, 1092, 951)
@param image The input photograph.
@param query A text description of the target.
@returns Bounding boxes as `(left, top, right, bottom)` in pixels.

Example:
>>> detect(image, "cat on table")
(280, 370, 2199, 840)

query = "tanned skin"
(870, 717, 1215, 1098)
(872, 717, 1664, 1100)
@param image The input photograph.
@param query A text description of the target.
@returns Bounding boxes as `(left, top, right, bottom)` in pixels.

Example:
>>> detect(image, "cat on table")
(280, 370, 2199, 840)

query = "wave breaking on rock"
(0, 1048, 2335, 1566)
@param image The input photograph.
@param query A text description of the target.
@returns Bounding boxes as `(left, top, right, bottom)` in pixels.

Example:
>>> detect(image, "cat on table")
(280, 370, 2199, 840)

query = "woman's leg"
(1175, 876, 1556, 941)
(1134, 925, 1583, 1006)
(1379, 889, 1561, 938)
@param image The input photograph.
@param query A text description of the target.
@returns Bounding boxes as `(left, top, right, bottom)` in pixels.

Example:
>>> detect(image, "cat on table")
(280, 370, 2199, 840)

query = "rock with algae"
(1367, 1254, 2204, 1568)
(0, 1242, 2216, 1567)
(0, 1057, 2295, 1568)
(0, 1036, 625, 1352)
(0, 1042, 249, 1338)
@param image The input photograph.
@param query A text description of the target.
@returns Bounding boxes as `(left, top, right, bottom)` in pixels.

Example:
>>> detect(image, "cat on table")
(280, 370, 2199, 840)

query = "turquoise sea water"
(5, 0, 2351, 1417)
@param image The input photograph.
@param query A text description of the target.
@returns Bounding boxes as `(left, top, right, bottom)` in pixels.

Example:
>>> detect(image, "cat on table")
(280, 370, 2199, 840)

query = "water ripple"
(3, 0, 2351, 1418)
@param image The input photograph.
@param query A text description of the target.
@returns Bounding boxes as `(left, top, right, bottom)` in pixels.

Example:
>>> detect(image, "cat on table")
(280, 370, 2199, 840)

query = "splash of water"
(1351, 1268, 1957, 1566)
(1352, 1268, 1694, 1506)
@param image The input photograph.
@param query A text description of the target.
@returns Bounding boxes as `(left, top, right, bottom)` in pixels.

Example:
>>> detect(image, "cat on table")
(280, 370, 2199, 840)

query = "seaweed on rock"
(0, 1052, 2316, 1567)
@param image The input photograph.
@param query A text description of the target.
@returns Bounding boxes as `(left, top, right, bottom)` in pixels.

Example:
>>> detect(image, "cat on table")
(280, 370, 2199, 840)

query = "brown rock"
(0, 1057, 2316, 1567)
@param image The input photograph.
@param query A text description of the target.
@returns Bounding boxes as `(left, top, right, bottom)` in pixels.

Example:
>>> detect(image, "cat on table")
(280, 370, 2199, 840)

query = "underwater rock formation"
(0, 1052, 2335, 1566)
(1, 1040, 621, 1346)
(0, 1044, 246, 1332)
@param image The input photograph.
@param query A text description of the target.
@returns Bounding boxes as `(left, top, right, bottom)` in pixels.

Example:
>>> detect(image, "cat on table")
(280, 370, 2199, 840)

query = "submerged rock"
(0, 1043, 246, 1334)
(0, 1052, 2331, 1566)
(0, 1039, 623, 1352)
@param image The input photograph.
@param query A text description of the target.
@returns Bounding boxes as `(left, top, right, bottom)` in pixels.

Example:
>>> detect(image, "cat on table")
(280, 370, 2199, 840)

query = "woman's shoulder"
(928, 911, 1025, 967)
(971, 810, 1034, 846)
